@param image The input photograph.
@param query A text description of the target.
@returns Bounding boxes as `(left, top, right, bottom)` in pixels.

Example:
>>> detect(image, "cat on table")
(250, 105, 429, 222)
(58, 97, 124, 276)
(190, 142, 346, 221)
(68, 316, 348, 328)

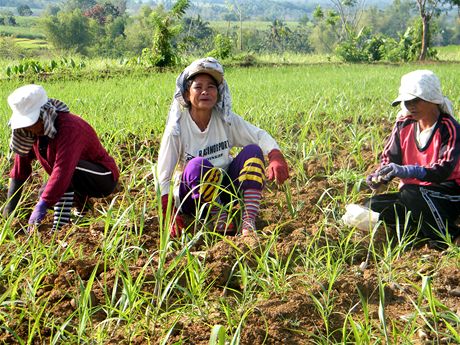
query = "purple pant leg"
(226, 144, 265, 191)
(179, 157, 218, 215)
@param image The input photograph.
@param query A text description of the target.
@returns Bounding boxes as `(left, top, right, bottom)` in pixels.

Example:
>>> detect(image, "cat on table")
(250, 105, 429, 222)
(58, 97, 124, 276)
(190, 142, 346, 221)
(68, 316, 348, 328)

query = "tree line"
(2, 0, 460, 64)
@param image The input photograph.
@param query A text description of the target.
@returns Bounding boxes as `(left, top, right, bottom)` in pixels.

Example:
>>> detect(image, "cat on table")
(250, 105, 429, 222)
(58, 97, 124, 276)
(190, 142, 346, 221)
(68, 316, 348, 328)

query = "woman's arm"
(3, 152, 35, 216)
(227, 113, 279, 154)
(380, 122, 403, 167)
(157, 130, 181, 196)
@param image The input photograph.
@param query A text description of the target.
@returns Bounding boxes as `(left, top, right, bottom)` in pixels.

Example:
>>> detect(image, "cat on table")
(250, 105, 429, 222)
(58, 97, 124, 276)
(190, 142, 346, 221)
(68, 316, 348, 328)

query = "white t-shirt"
(416, 122, 436, 147)
(157, 109, 279, 200)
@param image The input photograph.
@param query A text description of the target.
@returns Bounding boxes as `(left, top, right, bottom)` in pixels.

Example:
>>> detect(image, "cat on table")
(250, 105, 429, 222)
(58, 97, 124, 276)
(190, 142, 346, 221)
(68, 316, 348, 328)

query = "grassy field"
(0, 62, 459, 343)
(0, 16, 45, 39)
(12, 37, 49, 49)
(436, 45, 460, 62)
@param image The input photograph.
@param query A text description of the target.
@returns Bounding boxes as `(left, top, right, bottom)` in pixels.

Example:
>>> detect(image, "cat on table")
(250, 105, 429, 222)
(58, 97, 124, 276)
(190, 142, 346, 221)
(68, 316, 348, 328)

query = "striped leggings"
(178, 144, 265, 216)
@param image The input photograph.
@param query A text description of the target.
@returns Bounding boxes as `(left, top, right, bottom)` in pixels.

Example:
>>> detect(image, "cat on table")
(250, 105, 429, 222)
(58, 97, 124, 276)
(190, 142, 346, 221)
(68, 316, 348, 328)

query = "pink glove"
(267, 149, 289, 184)
(161, 194, 185, 237)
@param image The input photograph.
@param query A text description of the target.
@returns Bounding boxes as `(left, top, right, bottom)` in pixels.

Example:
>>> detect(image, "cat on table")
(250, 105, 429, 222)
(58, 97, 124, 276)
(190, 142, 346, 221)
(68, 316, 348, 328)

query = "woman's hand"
(267, 149, 289, 184)
(161, 194, 185, 237)
(365, 172, 385, 190)
(28, 199, 49, 226)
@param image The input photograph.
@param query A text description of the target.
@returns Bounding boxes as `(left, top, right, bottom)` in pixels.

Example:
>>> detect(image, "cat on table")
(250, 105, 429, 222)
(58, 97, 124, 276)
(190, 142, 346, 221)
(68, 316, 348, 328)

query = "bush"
(336, 24, 438, 63)
(208, 34, 233, 60)
(6, 57, 86, 77)
(0, 37, 24, 59)
(336, 27, 384, 62)
(381, 24, 437, 62)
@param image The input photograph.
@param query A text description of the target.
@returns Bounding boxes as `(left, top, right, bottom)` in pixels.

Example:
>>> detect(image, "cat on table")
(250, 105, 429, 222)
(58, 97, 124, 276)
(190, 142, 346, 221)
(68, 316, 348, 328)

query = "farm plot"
(0, 64, 459, 344)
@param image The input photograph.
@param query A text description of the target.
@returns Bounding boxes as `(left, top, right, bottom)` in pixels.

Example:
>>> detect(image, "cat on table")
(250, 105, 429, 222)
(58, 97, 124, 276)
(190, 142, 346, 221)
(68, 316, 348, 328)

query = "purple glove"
(28, 199, 49, 225)
(378, 163, 426, 180)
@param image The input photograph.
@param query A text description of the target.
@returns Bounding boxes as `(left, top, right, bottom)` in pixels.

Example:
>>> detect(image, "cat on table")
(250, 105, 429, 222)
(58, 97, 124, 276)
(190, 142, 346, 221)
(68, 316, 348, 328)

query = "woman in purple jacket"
(2, 84, 119, 231)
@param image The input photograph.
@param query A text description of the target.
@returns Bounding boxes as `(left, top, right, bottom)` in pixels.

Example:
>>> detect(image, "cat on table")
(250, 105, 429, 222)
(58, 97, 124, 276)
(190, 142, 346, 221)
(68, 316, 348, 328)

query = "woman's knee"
(238, 146, 265, 190)
(241, 144, 264, 160)
(182, 157, 214, 181)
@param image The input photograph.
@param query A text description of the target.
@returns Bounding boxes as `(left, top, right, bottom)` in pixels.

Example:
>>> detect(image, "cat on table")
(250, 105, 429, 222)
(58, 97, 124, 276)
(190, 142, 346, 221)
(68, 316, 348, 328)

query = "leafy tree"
(84, 2, 120, 24)
(41, 9, 93, 55)
(111, 0, 127, 14)
(328, 0, 367, 41)
(124, 5, 154, 55)
(0, 10, 17, 26)
(267, 19, 291, 52)
(310, 5, 341, 53)
(148, 0, 190, 67)
(44, 4, 61, 16)
(382, 25, 429, 61)
(336, 26, 385, 62)
(286, 24, 313, 53)
(377, 0, 416, 38)
(64, 0, 97, 12)
(336, 20, 437, 63)
(179, 16, 214, 55)
(17, 5, 33, 16)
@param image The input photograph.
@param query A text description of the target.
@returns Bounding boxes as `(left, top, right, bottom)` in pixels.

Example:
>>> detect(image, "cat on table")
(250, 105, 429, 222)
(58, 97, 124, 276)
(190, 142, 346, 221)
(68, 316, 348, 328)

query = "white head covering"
(166, 57, 233, 135)
(8, 84, 48, 130)
(8, 86, 70, 156)
(392, 70, 453, 116)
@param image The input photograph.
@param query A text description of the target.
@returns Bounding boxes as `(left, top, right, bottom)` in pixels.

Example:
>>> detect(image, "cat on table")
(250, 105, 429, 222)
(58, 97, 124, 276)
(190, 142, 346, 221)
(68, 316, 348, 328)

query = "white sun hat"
(391, 70, 453, 116)
(391, 70, 443, 106)
(8, 84, 48, 130)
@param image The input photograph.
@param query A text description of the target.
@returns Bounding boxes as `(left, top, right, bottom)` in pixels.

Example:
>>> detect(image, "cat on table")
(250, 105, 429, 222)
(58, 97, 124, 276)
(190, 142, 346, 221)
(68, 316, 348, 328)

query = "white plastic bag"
(342, 204, 380, 231)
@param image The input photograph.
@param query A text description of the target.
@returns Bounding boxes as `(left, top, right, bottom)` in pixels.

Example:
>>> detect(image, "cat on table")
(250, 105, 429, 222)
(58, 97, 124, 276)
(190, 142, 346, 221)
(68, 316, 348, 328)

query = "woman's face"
(186, 74, 218, 113)
(403, 98, 439, 120)
(23, 119, 44, 136)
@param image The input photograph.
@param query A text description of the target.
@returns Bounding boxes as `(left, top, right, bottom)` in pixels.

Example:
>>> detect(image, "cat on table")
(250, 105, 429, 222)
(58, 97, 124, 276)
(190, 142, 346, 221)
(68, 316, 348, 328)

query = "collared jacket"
(380, 113, 460, 188)
(10, 112, 119, 206)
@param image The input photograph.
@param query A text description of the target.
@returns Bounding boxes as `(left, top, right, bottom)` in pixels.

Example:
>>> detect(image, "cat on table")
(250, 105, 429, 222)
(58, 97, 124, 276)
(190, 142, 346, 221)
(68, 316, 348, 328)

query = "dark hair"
(186, 73, 218, 91)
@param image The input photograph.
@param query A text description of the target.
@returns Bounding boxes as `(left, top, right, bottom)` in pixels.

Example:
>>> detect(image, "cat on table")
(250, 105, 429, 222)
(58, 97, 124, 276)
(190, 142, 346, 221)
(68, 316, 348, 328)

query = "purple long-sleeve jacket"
(10, 112, 119, 206)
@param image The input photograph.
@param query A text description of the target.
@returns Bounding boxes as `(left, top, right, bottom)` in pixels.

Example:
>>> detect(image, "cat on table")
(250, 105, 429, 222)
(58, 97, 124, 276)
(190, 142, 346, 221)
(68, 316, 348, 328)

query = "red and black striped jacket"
(380, 113, 460, 188)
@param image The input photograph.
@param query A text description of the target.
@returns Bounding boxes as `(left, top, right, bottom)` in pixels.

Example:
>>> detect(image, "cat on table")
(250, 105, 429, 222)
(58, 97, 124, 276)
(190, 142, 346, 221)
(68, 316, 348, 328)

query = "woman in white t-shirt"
(157, 57, 289, 237)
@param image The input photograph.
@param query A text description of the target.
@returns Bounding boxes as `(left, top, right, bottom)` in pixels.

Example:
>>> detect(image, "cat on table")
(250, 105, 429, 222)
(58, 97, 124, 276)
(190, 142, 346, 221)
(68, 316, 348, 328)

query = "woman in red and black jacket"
(3, 84, 119, 231)
(365, 70, 460, 245)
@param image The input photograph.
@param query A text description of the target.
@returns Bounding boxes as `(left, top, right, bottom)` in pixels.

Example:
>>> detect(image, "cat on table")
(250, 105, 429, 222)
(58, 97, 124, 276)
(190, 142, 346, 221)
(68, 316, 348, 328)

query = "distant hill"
(0, 0, 393, 19)
(156, 0, 393, 20)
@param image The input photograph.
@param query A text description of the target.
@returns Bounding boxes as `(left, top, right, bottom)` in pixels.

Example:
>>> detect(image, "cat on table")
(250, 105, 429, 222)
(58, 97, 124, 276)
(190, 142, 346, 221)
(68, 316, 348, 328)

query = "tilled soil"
(1, 152, 459, 344)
